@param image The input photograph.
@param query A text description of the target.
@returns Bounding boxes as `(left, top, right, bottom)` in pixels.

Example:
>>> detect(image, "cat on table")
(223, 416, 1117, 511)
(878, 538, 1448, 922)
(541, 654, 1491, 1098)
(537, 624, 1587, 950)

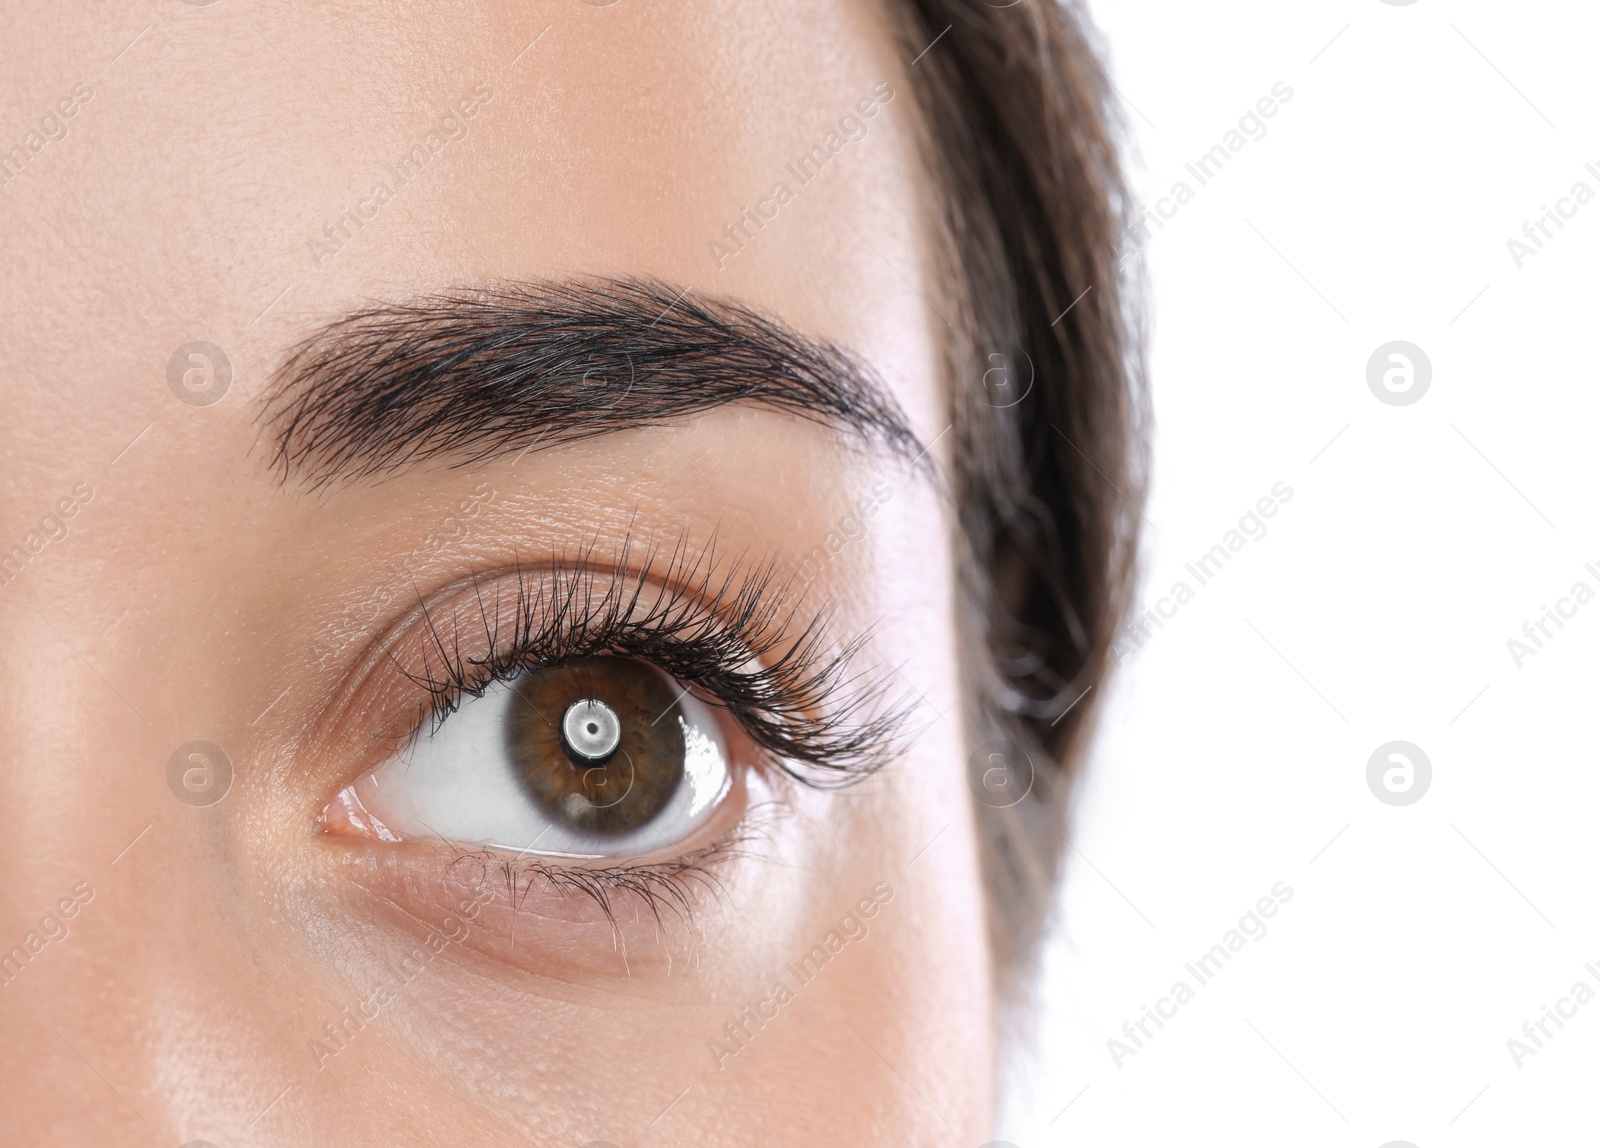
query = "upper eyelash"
(397, 528, 912, 786)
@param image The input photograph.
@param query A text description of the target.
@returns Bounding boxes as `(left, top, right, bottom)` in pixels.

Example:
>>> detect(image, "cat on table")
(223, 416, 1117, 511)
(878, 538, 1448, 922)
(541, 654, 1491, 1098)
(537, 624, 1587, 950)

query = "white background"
(1004, 1, 1600, 1144)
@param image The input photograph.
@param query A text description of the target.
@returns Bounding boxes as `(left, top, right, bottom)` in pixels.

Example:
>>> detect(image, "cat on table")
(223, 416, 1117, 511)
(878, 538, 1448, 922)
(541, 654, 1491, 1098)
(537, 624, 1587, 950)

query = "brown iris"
(505, 656, 687, 837)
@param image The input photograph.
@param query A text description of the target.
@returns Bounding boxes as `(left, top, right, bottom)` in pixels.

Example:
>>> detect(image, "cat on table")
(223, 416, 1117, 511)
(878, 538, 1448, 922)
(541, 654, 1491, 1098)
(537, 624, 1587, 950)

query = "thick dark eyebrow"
(264, 277, 925, 487)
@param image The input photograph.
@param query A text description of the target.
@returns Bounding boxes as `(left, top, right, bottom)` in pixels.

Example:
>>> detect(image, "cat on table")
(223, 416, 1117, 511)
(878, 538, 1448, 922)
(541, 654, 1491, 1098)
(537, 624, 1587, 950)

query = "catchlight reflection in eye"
(324, 657, 732, 858)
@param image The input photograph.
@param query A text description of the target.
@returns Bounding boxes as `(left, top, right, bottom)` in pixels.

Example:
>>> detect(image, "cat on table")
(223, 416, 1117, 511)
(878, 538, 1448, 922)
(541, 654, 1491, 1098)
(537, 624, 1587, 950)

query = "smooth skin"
(0, 2, 992, 1144)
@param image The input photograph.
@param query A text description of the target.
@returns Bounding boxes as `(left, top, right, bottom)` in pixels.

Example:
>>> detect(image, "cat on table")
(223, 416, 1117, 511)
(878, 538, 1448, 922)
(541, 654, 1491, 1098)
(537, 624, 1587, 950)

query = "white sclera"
(354, 674, 731, 858)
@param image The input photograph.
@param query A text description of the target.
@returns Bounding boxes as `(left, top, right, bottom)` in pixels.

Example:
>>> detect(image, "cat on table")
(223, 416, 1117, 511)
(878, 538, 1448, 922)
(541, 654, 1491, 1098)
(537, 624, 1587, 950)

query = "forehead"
(0, 1, 942, 475)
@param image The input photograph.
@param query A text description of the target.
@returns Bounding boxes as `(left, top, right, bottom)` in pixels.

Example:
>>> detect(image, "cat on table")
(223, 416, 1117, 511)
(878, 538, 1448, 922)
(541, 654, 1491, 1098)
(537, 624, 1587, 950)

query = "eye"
(327, 655, 734, 859)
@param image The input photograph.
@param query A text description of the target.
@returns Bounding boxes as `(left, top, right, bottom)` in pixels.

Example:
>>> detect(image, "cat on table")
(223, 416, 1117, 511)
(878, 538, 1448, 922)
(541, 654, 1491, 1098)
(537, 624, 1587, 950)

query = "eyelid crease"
(397, 527, 913, 788)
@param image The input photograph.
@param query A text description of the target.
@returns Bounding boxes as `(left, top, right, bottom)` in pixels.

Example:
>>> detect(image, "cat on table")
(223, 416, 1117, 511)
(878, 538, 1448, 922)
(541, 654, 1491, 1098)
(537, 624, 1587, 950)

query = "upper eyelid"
(393, 537, 910, 784)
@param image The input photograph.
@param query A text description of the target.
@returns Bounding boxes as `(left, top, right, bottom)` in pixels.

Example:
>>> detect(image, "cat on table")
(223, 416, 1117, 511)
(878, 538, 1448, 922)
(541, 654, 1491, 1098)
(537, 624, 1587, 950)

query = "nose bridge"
(5, 912, 158, 1140)
(0, 782, 263, 1142)
(0, 456, 327, 1136)
(0, 619, 188, 1138)
(0, 805, 157, 1139)
(0, 606, 162, 909)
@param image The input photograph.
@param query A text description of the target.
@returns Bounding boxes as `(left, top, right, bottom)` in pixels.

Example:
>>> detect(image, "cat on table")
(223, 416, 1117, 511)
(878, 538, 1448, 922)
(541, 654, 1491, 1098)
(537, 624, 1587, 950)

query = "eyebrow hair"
(264, 277, 925, 487)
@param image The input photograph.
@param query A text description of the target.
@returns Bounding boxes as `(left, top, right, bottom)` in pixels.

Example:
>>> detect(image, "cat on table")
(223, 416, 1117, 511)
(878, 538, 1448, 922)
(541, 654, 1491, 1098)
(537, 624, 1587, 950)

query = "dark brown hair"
(887, 0, 1147, 991)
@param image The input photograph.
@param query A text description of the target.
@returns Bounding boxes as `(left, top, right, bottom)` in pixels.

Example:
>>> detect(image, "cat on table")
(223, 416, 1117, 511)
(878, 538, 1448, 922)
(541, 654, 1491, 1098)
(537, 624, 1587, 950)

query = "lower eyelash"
(442, 801, 785, 938)
(400, 528, 912, 787)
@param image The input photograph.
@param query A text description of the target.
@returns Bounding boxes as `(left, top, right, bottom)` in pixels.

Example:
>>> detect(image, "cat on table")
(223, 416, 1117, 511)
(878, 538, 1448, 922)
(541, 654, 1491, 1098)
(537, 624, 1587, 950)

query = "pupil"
(504, 657, 687, 837)
(559, 697, 621, 762)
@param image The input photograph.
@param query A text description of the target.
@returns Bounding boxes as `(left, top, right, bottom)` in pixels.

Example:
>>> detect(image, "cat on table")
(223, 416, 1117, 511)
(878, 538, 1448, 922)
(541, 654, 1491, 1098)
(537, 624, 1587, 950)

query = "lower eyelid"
(308, 761, 801, 986)
(321, 843, 735, 980)
(316, 791, 785, 981)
